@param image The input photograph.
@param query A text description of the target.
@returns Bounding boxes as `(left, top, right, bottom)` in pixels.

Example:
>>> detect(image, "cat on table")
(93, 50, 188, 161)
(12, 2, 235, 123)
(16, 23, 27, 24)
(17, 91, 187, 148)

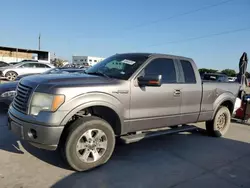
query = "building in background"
(0, 46, 50, 63)
(72, 56, 105, 67)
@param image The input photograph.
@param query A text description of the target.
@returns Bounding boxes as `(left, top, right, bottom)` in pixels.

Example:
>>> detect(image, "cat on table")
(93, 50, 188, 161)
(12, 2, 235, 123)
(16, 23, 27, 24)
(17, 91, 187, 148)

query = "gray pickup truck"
(8, 53, 240, 171)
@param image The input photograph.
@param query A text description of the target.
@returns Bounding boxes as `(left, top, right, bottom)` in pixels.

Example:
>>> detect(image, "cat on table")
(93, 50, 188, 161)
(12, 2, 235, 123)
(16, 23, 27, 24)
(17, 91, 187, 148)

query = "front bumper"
(0, 71, 4, 77)
(8, 110, 64, 151)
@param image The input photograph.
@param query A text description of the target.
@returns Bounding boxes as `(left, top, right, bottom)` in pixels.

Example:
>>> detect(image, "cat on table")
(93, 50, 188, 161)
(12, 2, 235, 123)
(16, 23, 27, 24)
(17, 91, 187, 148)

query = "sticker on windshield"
(121, 59, 136, 65)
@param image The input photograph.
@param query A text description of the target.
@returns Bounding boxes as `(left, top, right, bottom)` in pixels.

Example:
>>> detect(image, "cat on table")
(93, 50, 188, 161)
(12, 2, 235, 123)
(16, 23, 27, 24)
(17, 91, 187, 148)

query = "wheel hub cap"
(217, 113, 226, 130)
(76, 129, 108, 163)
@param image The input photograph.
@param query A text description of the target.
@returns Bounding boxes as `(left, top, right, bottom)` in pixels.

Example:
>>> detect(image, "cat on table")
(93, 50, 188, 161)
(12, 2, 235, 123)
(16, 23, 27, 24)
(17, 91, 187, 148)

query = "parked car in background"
(8, 52, 240, 171)
(21, 59, 39, 62)
(0, 81, 17, 109)
(0, 61, 54, 81)
(0, 68, 85, 109)
(0, 61, 9, 67)
(15, 67, 85, 80)
(247, 79, 250, 87)
(202, 73, 229, 82)
(228, 77, 237, 82)
(63, 63, 90, 69)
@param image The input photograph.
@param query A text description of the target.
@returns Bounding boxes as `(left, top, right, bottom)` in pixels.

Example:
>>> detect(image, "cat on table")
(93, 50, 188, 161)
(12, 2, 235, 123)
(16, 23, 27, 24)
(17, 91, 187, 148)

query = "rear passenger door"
(177, 59, 202, 124)
(36, 63, 51, 73)
(17, 63, 35, 75)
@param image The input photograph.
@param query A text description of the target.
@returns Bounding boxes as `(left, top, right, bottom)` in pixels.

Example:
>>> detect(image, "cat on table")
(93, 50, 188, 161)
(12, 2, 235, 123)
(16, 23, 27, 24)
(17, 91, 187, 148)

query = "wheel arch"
(61, 101, 124, 135)
(5, 69, 18, 75)
(212, 97, 235, 119)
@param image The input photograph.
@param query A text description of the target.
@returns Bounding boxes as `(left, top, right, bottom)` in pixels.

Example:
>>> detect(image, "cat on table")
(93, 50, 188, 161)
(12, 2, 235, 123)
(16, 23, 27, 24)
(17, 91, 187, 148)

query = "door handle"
(173, 89, 181, 96)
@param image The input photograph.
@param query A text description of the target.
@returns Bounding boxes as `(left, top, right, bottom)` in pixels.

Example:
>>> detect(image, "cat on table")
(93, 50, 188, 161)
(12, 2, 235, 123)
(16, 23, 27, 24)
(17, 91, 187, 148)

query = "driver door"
(128, 57, 182, 132)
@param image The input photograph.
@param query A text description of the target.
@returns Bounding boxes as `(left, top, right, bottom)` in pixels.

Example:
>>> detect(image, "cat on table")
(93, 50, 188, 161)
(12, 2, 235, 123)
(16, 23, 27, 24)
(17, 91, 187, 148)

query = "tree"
(221, 69, 236, 77)
(198, 68, 218, 74)
(51, 58, 65, 67)
(245, 72, 250, 78)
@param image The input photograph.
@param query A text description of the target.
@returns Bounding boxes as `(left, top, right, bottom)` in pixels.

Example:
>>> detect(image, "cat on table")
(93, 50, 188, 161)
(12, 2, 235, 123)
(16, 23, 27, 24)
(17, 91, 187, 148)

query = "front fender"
(2, 69, 8, 76)
(212, 91, 236, 118)
(60, 92, 124, 127)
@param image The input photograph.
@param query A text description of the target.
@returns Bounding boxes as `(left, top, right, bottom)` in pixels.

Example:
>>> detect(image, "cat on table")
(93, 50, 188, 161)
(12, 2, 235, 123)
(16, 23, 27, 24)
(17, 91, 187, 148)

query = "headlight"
(30, 92, 65, 116)
(1, 91, 16, 98)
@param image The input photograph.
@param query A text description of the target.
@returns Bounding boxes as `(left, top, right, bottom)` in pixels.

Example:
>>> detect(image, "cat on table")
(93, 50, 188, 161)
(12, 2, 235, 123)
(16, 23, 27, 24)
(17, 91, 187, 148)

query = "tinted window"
(37, 63, 50, 68)
(21, 63, 43, 68)
(20, 63, 33, 68)
(0, 62, 8, 66)
(144, 58, 176, 83)
(180, 60, 196, 83)
(203, 74, 228, 82)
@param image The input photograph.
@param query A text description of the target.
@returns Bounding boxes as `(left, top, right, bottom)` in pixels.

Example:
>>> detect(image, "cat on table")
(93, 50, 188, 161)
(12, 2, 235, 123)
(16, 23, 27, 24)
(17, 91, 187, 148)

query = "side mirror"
(137, 74, 162, 87)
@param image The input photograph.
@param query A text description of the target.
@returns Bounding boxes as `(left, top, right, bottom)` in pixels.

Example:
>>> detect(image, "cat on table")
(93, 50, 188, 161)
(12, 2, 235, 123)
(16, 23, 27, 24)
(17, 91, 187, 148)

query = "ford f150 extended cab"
(8, 53, 240, 171)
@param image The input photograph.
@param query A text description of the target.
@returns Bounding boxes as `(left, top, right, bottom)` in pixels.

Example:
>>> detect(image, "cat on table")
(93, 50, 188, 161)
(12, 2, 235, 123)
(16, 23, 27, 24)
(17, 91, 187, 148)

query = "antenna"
(38, 33, 41, 50)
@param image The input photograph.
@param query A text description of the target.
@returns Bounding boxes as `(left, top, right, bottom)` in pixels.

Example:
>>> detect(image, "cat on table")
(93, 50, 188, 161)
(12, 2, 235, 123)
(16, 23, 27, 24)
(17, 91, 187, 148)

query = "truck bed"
(199, 81, 240, 121)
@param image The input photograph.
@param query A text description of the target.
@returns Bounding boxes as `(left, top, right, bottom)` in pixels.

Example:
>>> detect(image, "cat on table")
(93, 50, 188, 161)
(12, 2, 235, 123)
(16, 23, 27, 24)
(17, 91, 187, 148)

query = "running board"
(120, 125, 197, 144)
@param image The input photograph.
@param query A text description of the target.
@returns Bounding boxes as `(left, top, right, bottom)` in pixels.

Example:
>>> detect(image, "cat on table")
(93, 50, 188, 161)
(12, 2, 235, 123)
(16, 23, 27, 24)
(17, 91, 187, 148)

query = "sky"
(0, 0, 250, 71)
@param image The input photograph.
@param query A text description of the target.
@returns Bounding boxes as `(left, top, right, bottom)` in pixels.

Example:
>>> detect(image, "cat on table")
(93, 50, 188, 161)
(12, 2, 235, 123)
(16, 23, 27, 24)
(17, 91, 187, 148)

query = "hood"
(20, 73, 119, 90)
(16, 73, 38, 80)
(0, 81, 18, 93)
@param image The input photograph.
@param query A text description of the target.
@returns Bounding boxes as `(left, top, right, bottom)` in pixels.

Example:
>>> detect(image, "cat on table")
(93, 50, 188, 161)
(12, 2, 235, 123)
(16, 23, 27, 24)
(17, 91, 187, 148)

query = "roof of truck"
(116, 52, 193, 61)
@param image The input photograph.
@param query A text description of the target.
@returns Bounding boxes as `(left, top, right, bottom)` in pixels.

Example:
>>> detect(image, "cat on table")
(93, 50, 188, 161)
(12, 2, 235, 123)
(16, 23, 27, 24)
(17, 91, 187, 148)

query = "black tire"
(61, 116, 115, 171)
(206, 106, 231, 137)
(5, 71, 18, 81)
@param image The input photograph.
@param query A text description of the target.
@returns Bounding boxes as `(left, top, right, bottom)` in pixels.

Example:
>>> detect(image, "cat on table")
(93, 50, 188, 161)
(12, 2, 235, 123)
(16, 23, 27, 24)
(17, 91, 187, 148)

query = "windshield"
(85, 54, 149, 80)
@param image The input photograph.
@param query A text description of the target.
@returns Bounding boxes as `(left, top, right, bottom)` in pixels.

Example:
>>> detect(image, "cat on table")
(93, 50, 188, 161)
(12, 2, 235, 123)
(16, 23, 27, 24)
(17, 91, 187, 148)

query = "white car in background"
(0, 61, 54, 81)
(228, 77, 237, 82)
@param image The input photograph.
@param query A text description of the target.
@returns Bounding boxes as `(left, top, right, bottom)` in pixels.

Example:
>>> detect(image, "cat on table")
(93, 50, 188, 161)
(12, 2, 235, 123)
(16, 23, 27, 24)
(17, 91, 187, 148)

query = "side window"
(37, 63, 50, 68)
(29, 63, 39, 68)
(20, 63, 32, 68)
(144, 58, 177, 83)
(180, 60, 196, 83)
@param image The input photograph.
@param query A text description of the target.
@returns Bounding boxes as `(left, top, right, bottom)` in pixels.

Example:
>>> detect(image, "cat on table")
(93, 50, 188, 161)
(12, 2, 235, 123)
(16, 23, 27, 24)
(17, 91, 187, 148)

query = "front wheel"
(206, 106, 231, 137)
(5, 71, 18, 81)
(61, 116, 115, 171)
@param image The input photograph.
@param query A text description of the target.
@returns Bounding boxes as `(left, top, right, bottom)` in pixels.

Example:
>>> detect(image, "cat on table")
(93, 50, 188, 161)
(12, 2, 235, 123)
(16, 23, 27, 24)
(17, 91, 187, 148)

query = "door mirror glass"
(138, 74, 162, 87)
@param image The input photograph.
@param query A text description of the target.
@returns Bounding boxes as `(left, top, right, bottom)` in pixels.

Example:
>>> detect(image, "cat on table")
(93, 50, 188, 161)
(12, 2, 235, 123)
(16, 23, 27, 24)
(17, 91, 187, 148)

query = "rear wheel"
(5, 71, 18, 81)
(61, 116, 115, 171)
(206, 106, 231, 137)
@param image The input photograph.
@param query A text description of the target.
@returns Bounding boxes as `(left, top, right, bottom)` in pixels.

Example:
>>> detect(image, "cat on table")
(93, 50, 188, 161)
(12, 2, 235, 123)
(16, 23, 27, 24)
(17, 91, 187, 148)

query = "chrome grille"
(13, 83, 32, 113)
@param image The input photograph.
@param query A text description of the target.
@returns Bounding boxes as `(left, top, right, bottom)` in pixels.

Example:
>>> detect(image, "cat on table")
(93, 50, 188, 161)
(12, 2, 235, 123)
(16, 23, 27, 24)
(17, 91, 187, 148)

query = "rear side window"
(20, 63, 34, 68)
(37, 63, 50, 68)
(180, 60, 196, 83)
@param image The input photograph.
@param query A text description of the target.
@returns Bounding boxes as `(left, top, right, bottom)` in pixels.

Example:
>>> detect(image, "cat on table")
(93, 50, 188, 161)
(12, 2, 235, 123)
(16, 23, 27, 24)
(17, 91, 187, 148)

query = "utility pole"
(38, 33, 41, 50)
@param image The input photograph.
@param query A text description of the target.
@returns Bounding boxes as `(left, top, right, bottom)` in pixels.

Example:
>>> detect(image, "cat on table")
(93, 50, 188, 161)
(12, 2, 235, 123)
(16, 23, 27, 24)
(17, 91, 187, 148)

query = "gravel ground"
(0, 110, 250, 188)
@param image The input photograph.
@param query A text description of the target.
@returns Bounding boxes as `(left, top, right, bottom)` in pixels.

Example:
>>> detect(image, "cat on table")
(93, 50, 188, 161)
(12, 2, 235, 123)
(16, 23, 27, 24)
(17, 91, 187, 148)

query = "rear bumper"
(8, 110, 64, 151)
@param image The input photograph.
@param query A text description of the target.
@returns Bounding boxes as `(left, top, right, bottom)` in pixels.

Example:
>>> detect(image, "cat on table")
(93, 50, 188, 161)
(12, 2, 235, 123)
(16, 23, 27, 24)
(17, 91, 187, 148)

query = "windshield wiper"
(87, 71, 110, 78)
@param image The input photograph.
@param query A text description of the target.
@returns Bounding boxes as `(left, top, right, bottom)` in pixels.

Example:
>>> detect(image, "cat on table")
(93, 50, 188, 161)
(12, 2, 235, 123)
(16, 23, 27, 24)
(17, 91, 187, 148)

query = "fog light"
(28, 129, 37, 139)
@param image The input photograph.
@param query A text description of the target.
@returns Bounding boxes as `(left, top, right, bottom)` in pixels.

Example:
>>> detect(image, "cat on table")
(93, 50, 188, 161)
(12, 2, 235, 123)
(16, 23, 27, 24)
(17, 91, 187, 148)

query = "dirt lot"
(0, 110, 250, 188)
